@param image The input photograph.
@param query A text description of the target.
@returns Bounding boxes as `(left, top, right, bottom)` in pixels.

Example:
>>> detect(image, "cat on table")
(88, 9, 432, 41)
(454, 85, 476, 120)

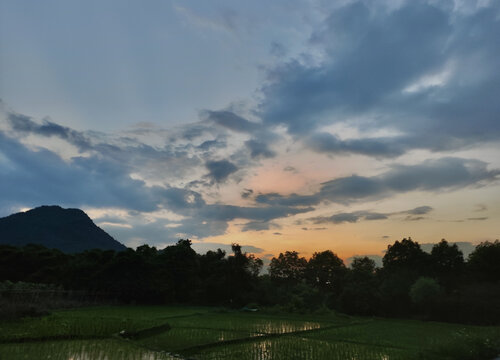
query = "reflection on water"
(0, 339, 178, 360)
(167, 314, 323, 335)
(195, 336, 411, 360)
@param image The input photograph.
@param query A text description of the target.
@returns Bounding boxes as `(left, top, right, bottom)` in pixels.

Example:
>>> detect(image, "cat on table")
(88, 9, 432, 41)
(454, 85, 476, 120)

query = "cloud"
(0, 131, 158, 214)
(305, 132, 406, 158)
(0, 127, 313, 241)
(241, 188, 253, 198)
(404, 206, 433, 215)
(257, 157, 499, 207)
(244, 139, 276, 159)
(241, 220, 279, 232)
(256, 1, 500, 156)
(203, 110, 260, 133)
(199, 204, 312, 223)
(204, 160, 238, 183)
(7, 112, 92, 150)
(309, 205, 434, 225)
(310, 211, 388, 225)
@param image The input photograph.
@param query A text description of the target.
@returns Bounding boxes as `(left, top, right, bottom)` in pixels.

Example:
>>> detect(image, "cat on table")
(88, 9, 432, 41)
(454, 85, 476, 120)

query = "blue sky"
(1, 0, 499, 259)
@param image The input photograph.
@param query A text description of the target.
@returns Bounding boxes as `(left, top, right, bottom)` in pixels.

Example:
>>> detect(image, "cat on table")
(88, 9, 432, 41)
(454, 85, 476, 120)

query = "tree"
(269, 251, 307, 284)
(468, 240, 500, 282)
(430, 239, 464, 290)
(351, 256, 376, 280)
(380, 238, 431, 315)
(383, 237, 429, 277)
(339, 257, 379, 315)
(410, 277, 441, 303)
(306, 250, 346, 294)
(409, 277, 441, 315)
(158, 239, 199, 302)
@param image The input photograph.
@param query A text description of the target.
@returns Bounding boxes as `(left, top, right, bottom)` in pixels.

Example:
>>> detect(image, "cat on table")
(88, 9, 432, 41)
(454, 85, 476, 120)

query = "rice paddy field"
(0, 306, 499, 360)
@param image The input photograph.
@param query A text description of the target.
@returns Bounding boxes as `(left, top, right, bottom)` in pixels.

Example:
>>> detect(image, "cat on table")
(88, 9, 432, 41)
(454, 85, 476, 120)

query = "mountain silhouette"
(0, 205, 126, 252)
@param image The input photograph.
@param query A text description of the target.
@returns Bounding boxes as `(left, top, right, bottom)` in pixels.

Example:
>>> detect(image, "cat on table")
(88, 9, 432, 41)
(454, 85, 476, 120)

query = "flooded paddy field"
(1, 306, 499, 359)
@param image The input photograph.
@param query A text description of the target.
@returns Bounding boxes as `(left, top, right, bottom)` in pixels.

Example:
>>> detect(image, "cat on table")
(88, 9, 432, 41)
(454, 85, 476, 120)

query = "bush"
(410, 277, 441, 305)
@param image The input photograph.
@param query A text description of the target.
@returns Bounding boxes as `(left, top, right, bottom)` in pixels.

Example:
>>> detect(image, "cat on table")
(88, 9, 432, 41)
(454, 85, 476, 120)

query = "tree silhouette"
(468, 240, 500, 282)
(306, 250, 346, 294)
(269, 251, 307, 284)
(430, 239, 464, 290)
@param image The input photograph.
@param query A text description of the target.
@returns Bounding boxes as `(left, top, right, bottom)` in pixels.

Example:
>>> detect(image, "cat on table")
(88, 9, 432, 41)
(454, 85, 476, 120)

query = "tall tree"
(430, 239, 464, 290)
(269, 251, 307, 284)
(306, 250, 346, 294)
(468, 240, 500, 282)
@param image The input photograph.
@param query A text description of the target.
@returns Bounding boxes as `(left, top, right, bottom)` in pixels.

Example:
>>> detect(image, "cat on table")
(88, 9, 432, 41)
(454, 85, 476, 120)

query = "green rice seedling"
(302, 318, 500, 353)
(166, 313, 326, 335)
(193, 335, 413, 360)
(0, 313, 165, 342)
(138, 327, 255, 352)
(0, 339, 178, 360)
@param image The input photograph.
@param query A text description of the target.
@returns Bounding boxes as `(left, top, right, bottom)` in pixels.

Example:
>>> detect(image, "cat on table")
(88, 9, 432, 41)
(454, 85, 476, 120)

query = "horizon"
(1, 0, 499, 263)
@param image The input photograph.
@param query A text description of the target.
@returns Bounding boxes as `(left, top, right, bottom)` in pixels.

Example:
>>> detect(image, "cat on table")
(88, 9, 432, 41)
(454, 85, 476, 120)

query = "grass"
(0, 305, 499, 359)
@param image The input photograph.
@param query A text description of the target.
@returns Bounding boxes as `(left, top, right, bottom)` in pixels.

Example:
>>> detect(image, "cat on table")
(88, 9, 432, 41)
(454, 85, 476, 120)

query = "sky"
(1, 0, 499, 263)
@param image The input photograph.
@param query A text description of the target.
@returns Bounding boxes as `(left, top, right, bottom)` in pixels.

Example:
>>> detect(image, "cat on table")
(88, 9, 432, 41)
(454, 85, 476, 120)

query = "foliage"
(1, 236, 500, 324)
(410, 277, 441, 305)
(269, 251, 307, 283)
(468, 240, 500, 282)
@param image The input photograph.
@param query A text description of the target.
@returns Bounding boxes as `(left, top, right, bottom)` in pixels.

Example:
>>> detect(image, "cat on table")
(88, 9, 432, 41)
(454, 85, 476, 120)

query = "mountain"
(0, 205, 127, 253)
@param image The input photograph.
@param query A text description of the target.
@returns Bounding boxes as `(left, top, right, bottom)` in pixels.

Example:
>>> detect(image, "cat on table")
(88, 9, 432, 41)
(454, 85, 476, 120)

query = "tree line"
(0, 238, 499, 324)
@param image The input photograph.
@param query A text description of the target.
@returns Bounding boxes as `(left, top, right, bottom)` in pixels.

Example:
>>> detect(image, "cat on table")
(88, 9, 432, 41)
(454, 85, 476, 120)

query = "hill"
(0, 205, 126, 252)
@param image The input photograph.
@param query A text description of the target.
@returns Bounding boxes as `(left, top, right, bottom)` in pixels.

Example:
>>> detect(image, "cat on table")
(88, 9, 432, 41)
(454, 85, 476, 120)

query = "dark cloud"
(283, 166, 297, 173)
(273, 232, 282, 236)
(257, 157, 499, 207)
(205, 160, 238, 183)
(202, 110, 260, 133)
(257, 1, 500, 156)
(309, 205, 433, 225)
(310, 211, 388, 225)
(7, 112, 92, 150)
(180, 123, 211, 141)
(404, 206, 433, 215)
(404, 216, 426, 221)
(241, 188, 254, 199)
(467, 217, 488, 221)
(244, 139, 276, 159)
(305, 132, 406, 158)
(197, 139, 226, 151)
(241, 220, 278, 232)
(200, 204, 311, 223)
(259, 2, 451, 134)
(160, 187, 206, 211)
(399, 206, 434, 221)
